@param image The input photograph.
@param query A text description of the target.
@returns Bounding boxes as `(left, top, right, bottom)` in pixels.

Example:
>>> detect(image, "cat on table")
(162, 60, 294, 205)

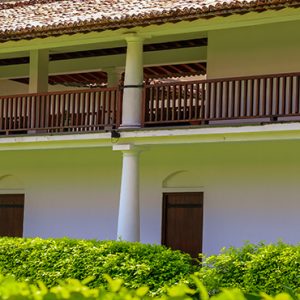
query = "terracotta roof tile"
(0, 0, 299, 41)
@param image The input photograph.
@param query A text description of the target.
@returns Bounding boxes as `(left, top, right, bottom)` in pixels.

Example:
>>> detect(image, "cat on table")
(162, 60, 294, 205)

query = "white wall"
(207, 20, 300, 78)
(140, 140, 300, 254)
(0, 148, 121, 240)
(0, 79, 80, 96)
(1, 139, 300, 254)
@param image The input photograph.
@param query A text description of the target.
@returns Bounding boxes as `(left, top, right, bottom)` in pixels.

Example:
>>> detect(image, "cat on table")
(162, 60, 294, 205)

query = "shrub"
(194, 242, 300, 295)
(0, 238, 193, 295)
(0, 274, 298, 300)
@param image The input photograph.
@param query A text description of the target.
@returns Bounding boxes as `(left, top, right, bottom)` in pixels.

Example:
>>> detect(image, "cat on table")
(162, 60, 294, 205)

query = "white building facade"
(0, 0, 300, 255)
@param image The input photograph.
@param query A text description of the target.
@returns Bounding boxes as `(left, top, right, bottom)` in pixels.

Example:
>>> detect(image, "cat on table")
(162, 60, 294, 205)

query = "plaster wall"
(0, 147, 121, 240)
(207, 20, 300, 78)
(0, 140, 300, 254)
(0, 79, 80, 96)
(140, 141, 300, 254)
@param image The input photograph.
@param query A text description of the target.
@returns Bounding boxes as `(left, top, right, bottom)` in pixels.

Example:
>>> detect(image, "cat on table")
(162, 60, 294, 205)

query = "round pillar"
(104, 67, 123, 88)
(115, 146, 140, 241)
(121, 34, 144, 128)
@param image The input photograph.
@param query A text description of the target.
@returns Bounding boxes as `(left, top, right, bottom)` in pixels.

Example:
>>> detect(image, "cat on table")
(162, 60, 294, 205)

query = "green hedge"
(0, 274, 298, 300)
(194, 242, 300, 295)
(0, 238, 193, 294)
(0, 275, 300, 300)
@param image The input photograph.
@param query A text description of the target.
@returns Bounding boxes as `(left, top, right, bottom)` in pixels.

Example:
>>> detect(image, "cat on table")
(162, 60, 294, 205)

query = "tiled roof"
(0, 0, 299, 42)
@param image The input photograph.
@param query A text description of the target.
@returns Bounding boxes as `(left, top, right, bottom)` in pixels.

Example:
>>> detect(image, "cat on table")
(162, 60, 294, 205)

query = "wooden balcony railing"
(1, 72, 300, 135)
(0, 87, 122, 134)
(142, 72, 300, 126)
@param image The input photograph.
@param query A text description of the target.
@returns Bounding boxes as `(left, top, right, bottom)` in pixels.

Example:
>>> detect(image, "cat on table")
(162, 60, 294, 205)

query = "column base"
(119, 124, 141, 129)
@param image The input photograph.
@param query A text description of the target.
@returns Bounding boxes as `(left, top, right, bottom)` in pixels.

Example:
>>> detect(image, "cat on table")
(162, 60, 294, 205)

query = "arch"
(162, 170, 203, 189)
(0, 174, 25, 191)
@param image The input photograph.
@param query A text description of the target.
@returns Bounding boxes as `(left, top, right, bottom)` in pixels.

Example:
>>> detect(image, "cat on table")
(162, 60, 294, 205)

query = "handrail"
(143, 72, 300, 126)
(144, 71, 300, 88)
(0, 86, 119, 100)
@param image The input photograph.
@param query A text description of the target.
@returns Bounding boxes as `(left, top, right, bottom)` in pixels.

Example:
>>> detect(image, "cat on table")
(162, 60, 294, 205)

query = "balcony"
(0, 87, 121, 134)
(1, 72, 300, 135)
(143, 72, 300, 126)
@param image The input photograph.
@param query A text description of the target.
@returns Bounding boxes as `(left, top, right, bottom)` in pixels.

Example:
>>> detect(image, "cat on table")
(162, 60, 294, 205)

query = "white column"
(113, 144, 140, 241)
(104, 67, 123, 88)
(121, 34, 144, 128)
(29, 49, 49, 93)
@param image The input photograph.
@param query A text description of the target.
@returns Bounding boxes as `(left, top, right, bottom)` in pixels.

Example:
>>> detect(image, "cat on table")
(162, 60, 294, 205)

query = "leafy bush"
(194, 242, 300, 295)
(0, 274, 298, 300)
(0, 238, 193, 294)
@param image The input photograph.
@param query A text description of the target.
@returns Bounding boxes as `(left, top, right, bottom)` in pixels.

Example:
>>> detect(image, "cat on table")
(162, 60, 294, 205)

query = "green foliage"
(0, 274, 298, 300)
(193, 242, 300, 295)
(0, 238, 193, 295)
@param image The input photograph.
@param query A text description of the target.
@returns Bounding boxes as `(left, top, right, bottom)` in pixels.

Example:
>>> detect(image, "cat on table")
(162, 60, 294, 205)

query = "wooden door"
(0, 194, 24, 237)
(162, 192, 203, 258)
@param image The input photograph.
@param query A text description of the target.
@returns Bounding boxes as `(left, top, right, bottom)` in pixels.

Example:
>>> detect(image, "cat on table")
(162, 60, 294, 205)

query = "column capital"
(123, 33, 145, 43)
(102, 66, 123, 74)
(113, 144, 140, 155)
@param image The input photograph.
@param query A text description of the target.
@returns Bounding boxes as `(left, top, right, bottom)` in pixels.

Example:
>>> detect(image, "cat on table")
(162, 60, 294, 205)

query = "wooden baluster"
(148, 86, 153, 123)
(7, 97, 11, 130)
(61, 93, 66, 130)
(0, 98, 4, 130)
(201, 82, 205, 121)
(206, 82, 211, 121)
(186, 84, 195, 120)
(141, 87, 146, 126)
(194, 83, 199, 120)
(225, 81, 229, 118)
(248, 79, 253, 117)
(296, 76, 300, 114)
(160, 86, 165, 122)
(212, 82, 217, 119)
(45, 94, 50, 130)
(65, 93, 70, 131)
(287, 76, 293, 115)
(243, 80, 248, 117)
(281, 76, 286, 115)
(94, 91, 100, 128)
(219, 82, 223, 119)
(172, 85, 176, 122)
(107, 90, 112, 126)
(231, 81, 235, 118)
(255, 79, 260, 117)
(183, 83, 187, 120)
(40, 95, 45, 130)
(154, 86, 159, 122)
(262, 78, 267, 116)
(98, 91, 103, 126)
(90, 91, 95, 129)
(269, 78, 273, 116)
(84, 91, 90, 130)
(275, 77, 280, 116)
(237, 80, 242, 117)
(148, 86, 153, 122)
(166, 85, 170, 121)
(50, 94, 55, 130)
(14, 96, 18, 130)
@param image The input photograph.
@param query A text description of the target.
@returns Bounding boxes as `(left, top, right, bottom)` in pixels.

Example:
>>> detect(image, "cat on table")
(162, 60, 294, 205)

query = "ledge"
(1, 122, 300, 151)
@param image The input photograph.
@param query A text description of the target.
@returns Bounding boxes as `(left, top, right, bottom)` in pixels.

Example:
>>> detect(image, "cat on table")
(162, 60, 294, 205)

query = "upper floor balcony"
(0, 71, 300, 135)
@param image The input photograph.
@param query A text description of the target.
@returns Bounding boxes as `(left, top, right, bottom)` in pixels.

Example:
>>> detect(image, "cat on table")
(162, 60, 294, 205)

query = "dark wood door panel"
(162, 192, 203, 258)
(0, 194, 24, 237)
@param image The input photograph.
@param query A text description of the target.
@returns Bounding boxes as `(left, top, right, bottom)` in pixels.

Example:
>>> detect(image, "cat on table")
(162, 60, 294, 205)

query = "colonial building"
(0, 0, 300, 256)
